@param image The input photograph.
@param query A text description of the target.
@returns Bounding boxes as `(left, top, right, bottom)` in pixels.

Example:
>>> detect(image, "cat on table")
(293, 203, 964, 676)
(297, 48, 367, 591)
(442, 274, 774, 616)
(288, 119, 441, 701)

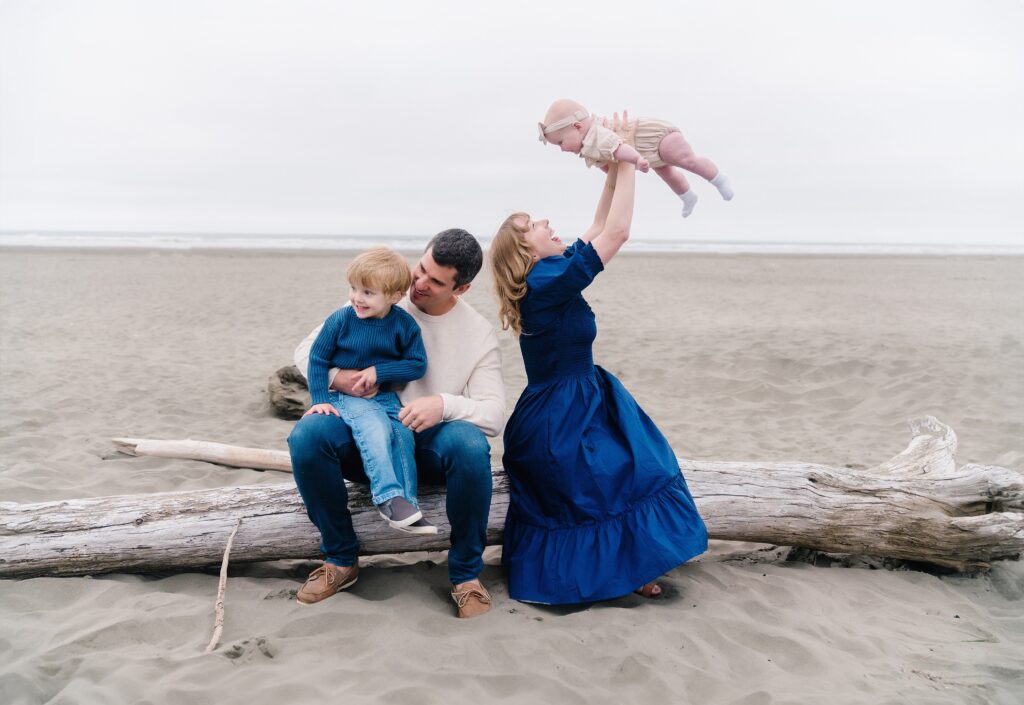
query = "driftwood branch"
(112, 438, 292, 473)
(204, 518, 241, 653)
(2, 418, 1021, 578)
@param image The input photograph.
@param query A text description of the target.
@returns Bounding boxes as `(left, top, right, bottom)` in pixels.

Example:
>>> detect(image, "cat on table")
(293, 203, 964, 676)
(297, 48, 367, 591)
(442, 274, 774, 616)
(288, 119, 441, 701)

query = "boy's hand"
(351, 367, 377, 395)
(304, 403, 340, 417)
(636, 157, 650, 173)
(330, 369, 379, 398)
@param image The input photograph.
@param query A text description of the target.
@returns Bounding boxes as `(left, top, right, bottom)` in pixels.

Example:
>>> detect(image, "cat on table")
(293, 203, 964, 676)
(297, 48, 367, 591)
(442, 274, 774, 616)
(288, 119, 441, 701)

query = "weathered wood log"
(0, 474, 504, 579)
(2, 418, 1021, 578)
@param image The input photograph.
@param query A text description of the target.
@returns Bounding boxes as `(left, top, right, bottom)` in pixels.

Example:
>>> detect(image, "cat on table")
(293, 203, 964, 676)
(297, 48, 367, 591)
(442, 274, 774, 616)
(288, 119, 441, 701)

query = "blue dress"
(502, 239, 708, 604)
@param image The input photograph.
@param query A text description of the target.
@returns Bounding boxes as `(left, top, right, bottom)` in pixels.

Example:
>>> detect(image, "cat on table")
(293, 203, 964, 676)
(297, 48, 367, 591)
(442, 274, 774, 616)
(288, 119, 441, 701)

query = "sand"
(1, 248, 1022, 705)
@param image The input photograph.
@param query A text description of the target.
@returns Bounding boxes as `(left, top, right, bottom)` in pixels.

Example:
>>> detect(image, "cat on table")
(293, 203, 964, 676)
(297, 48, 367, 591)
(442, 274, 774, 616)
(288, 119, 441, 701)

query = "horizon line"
(1, 229, 1021, 250)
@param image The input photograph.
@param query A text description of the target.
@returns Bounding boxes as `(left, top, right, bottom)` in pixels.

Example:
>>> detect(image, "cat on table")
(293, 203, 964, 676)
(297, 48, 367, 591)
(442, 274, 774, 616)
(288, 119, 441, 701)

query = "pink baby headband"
(537, 109, 589, 143)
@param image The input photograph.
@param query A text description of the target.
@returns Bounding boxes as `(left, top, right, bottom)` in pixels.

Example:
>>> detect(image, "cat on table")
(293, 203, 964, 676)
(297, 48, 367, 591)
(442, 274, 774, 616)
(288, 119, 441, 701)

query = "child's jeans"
(329, 390, 417, 507)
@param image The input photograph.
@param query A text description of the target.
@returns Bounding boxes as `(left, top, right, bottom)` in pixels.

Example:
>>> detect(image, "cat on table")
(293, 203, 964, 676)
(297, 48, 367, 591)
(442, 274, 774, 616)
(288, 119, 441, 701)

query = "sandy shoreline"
(1, 249, 1022, 704)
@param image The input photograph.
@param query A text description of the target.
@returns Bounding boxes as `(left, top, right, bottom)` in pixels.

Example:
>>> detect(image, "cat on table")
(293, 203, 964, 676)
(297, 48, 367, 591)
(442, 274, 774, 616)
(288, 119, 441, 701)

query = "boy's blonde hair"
(346, 247, 413, 295)
(489, 212, 535, 335)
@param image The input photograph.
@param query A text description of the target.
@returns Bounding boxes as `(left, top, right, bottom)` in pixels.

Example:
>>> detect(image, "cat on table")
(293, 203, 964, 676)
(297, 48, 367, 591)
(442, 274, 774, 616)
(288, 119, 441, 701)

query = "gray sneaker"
(377, 497, 423, 529)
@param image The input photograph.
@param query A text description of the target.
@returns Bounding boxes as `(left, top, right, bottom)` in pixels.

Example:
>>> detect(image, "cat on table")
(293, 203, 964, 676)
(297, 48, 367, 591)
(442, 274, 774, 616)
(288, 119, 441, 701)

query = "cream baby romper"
(579, 116, 680, 169)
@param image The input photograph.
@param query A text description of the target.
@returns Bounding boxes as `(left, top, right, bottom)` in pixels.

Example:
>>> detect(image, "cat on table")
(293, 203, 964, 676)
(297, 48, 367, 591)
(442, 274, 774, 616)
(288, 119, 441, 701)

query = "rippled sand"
(1, 249, 1021, 705)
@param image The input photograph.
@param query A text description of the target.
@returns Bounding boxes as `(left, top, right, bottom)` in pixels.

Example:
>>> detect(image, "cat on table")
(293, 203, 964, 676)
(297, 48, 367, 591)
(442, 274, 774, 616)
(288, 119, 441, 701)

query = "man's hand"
(350, 367, 377, 396)
(398, 395, 444, 433)
(304, 403, 340, 418)
(330, 369, 379, 398)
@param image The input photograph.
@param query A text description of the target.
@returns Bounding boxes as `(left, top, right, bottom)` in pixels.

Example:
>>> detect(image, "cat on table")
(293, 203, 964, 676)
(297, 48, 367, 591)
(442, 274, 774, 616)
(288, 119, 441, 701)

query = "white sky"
(1, 0, 1022, 244)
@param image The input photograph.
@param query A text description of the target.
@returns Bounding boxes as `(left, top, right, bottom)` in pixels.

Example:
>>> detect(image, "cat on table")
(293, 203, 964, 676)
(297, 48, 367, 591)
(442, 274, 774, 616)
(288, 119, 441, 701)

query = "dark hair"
(425, 228, 483, 287)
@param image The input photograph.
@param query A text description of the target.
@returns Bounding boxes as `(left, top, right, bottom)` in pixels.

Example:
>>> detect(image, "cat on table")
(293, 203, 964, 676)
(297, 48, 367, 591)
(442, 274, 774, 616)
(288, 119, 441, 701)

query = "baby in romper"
(538, 98, 734, 218)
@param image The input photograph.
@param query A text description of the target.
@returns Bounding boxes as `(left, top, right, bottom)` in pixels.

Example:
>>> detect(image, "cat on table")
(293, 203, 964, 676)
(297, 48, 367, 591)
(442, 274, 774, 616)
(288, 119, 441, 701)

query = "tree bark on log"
(2, 418, 1021, 579)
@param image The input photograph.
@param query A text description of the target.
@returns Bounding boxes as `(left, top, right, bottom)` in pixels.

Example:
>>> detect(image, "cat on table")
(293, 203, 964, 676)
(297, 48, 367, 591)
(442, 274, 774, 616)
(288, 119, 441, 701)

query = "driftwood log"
(1, 418, 1020, 579)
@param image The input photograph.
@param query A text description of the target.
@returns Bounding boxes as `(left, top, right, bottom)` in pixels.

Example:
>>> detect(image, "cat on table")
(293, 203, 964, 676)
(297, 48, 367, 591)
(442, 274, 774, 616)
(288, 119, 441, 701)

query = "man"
(288, 228, 505, 618)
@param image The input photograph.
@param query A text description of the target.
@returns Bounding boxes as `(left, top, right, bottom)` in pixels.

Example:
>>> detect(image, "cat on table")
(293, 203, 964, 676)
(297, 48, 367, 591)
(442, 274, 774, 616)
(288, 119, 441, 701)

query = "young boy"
(305, 247, 436, 535)
(538, 98, 734, 218)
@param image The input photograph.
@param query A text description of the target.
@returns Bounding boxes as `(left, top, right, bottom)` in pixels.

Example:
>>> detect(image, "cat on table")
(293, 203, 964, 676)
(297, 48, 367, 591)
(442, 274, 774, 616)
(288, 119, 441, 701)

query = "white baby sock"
(710, 172, 734, 201)
(679, 189, 699, 218)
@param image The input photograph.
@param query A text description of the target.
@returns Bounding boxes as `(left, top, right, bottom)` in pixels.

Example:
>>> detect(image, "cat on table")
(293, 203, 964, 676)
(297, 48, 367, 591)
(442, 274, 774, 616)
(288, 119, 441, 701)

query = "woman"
(490, 114, 708, 605)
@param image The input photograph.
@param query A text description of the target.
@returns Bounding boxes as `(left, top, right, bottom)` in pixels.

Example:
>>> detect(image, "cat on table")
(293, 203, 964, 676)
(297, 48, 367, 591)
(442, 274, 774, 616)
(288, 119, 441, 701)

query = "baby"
(538, 98, 734, 218)
(304, 247, 436, 535)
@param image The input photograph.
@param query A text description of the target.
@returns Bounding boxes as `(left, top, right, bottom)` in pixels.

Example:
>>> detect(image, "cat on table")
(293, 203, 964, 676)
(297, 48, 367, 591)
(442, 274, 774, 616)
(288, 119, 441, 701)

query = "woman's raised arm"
(579, 166, 617, 244)
(589, 112, 637, 264)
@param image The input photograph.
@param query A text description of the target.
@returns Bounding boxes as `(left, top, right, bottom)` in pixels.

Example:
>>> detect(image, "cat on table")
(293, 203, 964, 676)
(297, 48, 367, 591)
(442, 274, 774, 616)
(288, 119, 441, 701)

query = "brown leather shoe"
(451, 579, 492, 618)
(296, 562, 359, 605)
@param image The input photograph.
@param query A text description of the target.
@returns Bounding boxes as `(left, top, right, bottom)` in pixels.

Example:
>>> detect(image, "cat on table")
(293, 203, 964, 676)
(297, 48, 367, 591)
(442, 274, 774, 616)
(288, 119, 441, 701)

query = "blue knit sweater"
(307, 306, 427, 405)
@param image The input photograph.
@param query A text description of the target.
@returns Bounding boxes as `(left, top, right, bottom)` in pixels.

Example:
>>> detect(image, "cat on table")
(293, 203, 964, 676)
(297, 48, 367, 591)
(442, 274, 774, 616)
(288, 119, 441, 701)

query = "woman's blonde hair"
(489, 212, 536, 335)
(346, 247, 413, 295)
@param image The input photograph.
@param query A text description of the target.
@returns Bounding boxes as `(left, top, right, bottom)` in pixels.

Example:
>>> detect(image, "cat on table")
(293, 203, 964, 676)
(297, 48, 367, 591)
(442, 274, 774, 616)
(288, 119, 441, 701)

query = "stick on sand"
(205, 518, 242, 653)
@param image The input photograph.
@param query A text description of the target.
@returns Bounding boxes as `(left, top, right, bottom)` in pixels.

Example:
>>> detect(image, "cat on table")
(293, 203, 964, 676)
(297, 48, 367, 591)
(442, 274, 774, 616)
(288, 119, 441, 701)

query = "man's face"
(409, 248, 469, 314)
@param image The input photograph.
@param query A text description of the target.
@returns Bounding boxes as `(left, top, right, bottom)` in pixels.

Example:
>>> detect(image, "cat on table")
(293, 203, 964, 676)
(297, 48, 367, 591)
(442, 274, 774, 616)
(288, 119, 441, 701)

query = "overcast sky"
(1, 0, 1022, 245)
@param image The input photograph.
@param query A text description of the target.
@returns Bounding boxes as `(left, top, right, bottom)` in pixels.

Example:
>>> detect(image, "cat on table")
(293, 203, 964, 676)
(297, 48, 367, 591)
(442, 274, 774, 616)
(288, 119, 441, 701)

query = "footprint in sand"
(223, 637, 276, 660)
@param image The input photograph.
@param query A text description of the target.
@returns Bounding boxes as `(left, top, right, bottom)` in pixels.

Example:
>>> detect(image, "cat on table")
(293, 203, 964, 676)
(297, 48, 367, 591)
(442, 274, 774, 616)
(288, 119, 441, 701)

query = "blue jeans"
(288, 414, 493, 584)
(329, 391, 416, 507)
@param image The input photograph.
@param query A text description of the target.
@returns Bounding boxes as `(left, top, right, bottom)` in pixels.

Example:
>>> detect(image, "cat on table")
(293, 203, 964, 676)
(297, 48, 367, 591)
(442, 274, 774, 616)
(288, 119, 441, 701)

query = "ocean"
(1, 231, 1021, 255)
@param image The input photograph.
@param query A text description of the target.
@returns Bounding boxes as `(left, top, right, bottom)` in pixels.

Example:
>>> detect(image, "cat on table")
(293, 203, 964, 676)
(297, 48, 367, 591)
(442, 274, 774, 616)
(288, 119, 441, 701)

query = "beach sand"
(1, 249, 1022, 704)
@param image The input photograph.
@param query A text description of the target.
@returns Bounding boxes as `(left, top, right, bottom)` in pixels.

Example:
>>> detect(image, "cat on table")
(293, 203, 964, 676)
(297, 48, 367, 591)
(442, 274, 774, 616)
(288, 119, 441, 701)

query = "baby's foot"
(710, 172, 734, 201)
(636, 157, 650, 173)
(679, 189, 699, 218)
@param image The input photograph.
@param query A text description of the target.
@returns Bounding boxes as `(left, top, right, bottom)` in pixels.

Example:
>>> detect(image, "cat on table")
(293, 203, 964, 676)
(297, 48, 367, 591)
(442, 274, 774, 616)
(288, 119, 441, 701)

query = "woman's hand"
(603, 110, 637, 146)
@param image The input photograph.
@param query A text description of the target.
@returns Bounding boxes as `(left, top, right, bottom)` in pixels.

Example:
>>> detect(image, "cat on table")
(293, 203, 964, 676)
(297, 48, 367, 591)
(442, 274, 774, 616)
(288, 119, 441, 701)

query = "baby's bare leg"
(653, 164, 689, 194)
(658, 132, 733, 201)
(655, 165, 698, 218)
(657, 132, 718, 180)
